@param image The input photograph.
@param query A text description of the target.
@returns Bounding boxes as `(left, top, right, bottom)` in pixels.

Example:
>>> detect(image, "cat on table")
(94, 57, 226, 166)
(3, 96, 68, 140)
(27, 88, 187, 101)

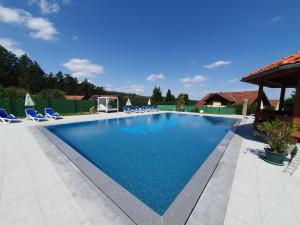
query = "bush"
(256, 120, 298, 154)
(0, 85, 5, 98)
(38, 89, 66, 99)
(3, 86, 27, 98)
(190, 107, 198, 112)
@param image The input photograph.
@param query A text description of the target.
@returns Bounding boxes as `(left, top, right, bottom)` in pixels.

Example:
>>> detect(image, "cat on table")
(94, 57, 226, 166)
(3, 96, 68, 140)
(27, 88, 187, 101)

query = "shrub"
(38, 89, 66, 99)
(256, 120, 298, 154)
(190, 107, 198, 112)
(3, 86, 27, 98)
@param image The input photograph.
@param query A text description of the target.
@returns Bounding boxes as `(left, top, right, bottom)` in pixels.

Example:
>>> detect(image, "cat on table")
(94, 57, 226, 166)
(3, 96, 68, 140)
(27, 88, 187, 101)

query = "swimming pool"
(47, 113, 237, 218)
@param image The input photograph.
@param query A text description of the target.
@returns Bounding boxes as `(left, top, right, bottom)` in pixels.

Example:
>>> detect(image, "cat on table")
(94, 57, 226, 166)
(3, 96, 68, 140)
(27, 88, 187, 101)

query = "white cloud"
(0, 6, 29, 23)
(0, 38, 25, 56)
(183, 83, 192, 88)
(203, 60, 232, 70)
(180, 75, 207, 84)
(104, 84, 112, 90)
(62, 0, 72, 5)
(63, 58, 104, 78)
(29, 0, 60, 14)
(271, 16, 281, 23)
(122, 85, 145, 94)
(228, 78, 237, 83)
(0, 5, 58, 40)
(26, 17, 58, 40)
(147, 73, 165, 81)
(72, 35, 78, 40)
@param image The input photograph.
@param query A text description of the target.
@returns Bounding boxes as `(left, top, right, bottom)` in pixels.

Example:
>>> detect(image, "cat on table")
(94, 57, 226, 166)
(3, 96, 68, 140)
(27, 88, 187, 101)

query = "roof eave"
(241, 62, 300, 83)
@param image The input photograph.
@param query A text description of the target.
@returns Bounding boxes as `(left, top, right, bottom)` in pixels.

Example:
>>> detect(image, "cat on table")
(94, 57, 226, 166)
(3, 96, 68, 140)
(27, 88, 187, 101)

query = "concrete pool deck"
(0, 112, 299, 225)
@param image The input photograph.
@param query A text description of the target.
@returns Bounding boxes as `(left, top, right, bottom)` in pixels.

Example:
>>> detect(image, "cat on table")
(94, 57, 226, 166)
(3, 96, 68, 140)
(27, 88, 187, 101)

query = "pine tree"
(165, 89, 175, 104)
(0, 46, 19, 87)
(151, 86, 163, 105)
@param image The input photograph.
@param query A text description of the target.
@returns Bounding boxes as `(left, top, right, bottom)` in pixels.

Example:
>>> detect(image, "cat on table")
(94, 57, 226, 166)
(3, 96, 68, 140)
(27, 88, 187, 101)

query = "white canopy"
(126, 98, 132, 106)
(148, 99, 151, 105)
(97, 96, 119, 113)
(25, 93, 35, 106)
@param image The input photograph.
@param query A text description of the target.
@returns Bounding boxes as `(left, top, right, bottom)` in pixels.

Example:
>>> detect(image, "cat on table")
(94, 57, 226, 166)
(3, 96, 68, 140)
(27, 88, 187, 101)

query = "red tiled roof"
(243, 51, 300, 79)
(89, 95, 119, 100)
(195, 90, 266, 107)
(269, 99, 279, 108)
(65, 95, 85, 100)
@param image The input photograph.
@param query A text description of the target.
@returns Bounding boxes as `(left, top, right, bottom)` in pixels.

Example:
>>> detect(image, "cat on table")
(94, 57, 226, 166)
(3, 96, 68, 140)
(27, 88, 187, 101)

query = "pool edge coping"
(37, 113, 241, 225)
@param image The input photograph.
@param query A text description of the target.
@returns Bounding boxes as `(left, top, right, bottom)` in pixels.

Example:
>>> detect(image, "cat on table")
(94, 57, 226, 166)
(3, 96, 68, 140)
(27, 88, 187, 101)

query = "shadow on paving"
(234, 123, 264, 142)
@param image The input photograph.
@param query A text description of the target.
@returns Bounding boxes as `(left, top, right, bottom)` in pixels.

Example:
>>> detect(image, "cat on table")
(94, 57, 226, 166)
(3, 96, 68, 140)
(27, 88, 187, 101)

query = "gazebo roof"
(241, 51, 300, 88)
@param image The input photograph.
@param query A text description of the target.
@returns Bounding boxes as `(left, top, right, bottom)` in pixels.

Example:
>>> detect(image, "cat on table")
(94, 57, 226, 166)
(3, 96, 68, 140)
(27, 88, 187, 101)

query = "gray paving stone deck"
(0, 112, 299, 225)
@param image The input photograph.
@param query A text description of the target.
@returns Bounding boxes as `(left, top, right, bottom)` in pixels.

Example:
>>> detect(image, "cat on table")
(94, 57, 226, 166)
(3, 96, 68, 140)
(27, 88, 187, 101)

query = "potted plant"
(256, 120, 298, 166)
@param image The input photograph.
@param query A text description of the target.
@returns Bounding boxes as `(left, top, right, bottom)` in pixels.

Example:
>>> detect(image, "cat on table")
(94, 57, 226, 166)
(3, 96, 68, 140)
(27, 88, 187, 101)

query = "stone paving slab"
(1, 113, 299, 225)
(223, 121, 300, 225)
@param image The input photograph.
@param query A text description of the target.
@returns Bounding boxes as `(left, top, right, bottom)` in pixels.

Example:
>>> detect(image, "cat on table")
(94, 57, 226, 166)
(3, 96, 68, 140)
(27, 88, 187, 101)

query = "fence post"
(74, 100, 78, 113)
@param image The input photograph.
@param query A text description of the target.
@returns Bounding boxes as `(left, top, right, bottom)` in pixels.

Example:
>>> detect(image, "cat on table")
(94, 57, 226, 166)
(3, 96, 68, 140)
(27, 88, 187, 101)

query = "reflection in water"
(203, 116, 236, 126)
(165, 113, 172, 120)
(146, 116, 153, 125)
(152, 113, 162, 122)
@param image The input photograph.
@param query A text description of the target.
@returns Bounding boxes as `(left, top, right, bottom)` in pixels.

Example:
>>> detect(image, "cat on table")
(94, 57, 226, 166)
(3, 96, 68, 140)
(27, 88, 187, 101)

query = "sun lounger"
(25, 108, 47, 122)
(0, 108, 20, 123)
(123, 106, 131, 113)
(44, 108, 63, 119)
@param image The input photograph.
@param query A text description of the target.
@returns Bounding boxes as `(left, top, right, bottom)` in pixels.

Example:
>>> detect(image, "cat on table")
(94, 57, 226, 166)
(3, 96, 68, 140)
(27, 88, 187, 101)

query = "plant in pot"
(256, 120, 298, 166)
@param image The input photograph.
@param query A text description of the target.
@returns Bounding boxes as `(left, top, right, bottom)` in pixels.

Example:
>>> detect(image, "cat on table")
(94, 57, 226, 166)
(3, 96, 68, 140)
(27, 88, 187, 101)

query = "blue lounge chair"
(123, 106, 131, 113)
(133, 106, 140, 113)
(151, 106, 159, 112)
(25, 108, 47, 122)
(145, 106, 151, 112)
(141, 106, 146, 112)
(44, 108, 63, 119)
(0, 108, 20, 123)
(130, 106, 135, 113)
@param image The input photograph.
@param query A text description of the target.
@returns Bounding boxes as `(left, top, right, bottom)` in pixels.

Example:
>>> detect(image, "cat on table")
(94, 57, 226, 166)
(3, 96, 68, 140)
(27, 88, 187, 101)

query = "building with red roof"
(195, 90, 270, 108)
(65, 95, 85, 100)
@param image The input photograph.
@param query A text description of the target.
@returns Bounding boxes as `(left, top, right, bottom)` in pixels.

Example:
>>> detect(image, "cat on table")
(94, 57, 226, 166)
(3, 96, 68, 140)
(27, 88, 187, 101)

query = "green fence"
(0, 98, 97, 117)
(198, 106, 236, 115)
(157, 104, 236, 115)
(157, 105, 177, 111)
(157, 105, 197, 112)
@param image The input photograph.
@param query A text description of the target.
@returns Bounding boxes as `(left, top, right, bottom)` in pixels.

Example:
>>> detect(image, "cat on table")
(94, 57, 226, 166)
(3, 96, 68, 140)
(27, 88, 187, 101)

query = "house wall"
(205, 96, 232, 107)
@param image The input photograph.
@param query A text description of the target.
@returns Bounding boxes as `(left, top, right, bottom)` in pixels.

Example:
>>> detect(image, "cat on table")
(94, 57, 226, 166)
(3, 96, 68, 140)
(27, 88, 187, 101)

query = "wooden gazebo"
(241, 51, 300, 140)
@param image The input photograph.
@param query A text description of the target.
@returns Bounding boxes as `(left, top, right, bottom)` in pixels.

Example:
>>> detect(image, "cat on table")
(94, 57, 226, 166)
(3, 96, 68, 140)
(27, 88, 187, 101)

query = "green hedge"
(0, 97, 96, 117)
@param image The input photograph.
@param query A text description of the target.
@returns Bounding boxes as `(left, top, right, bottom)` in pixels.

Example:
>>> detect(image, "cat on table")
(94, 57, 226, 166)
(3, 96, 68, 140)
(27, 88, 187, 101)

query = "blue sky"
(0, 0, 299, 100)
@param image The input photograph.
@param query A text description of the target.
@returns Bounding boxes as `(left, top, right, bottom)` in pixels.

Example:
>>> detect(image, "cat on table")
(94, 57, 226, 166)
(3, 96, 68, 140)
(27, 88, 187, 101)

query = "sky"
(0, 0, 299, 100)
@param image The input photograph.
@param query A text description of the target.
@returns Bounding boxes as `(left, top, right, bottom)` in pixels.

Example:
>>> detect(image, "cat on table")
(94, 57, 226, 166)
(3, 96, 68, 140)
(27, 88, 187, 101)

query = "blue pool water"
(47, 113, 236, 215)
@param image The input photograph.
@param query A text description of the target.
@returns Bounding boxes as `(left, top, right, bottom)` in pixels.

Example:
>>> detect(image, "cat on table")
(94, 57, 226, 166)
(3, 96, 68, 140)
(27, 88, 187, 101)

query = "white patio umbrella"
(25, 93, 35, 107)
(147, 99, 151, 105)
(126, 98, 132, 106)
(260, 101, 264, 110)
(275, 101, 280, 111)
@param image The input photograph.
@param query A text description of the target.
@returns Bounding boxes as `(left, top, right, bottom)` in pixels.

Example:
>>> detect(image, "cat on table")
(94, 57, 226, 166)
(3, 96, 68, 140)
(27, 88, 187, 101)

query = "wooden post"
(255, 82, 264, 123)
(293, 76, 300, 117)
(256, 83, 264, 113)
(242, 98, 248, 116)
(279, 86, 286, 112)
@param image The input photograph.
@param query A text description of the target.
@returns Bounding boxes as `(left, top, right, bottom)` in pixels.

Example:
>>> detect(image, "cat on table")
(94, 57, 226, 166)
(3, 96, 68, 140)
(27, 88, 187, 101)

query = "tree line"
(0, 45, 105, 98)
(0, 45, 197, 106)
